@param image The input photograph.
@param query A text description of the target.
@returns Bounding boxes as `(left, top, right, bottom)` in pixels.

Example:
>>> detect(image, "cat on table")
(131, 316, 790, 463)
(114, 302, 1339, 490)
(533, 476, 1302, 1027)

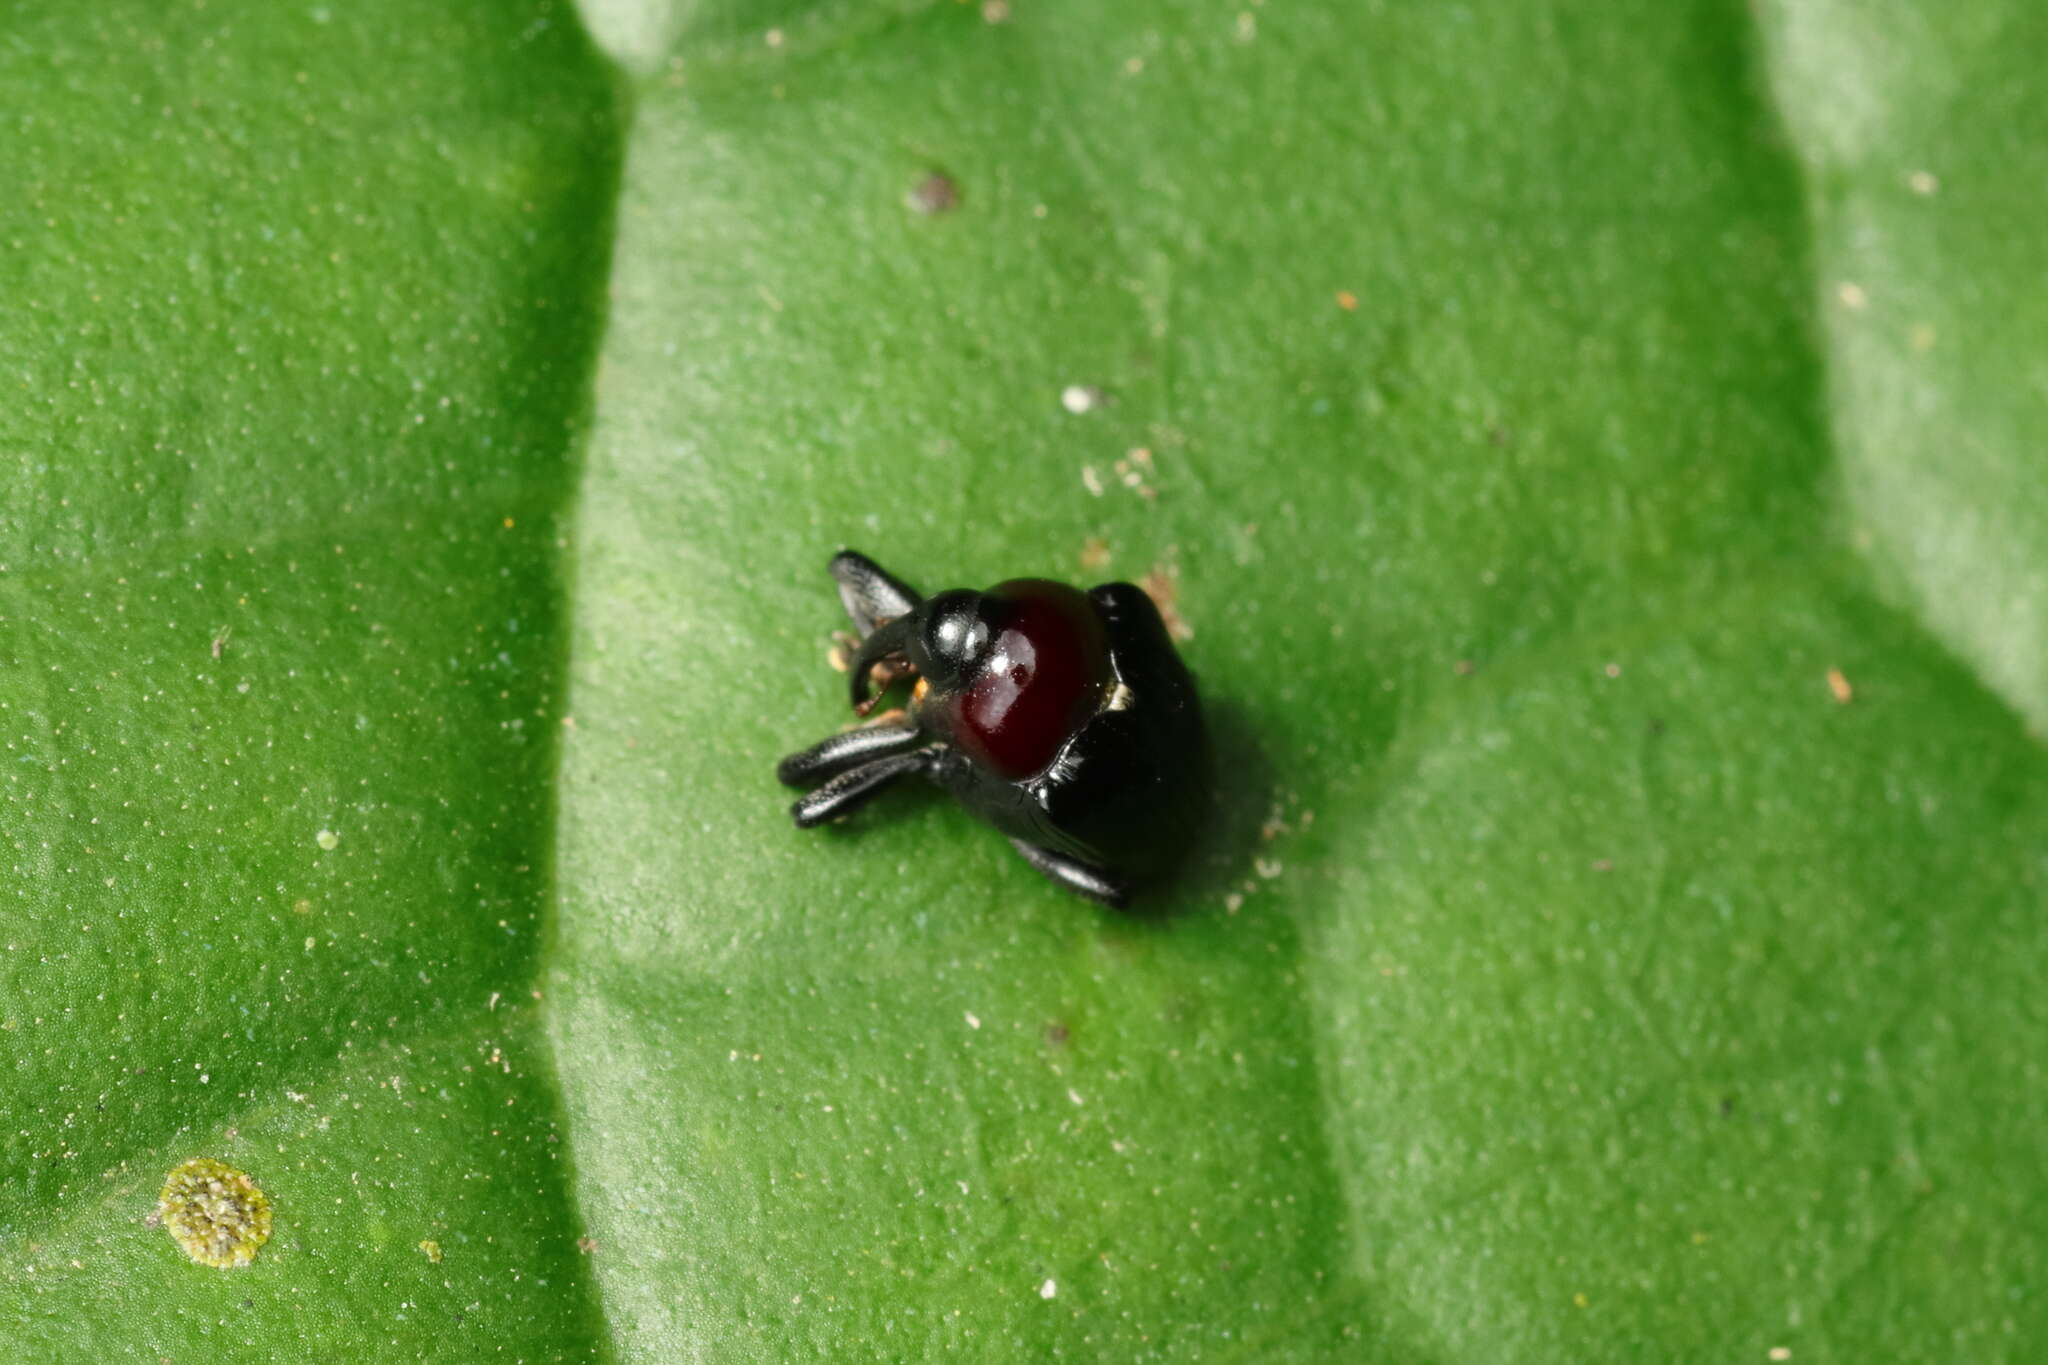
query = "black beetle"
(776, 551, 1206, 907)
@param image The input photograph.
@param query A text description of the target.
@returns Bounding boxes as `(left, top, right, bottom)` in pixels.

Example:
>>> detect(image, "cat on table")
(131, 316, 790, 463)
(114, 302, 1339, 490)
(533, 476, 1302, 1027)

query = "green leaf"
(7, 0, 2048, 1360)
(1, 0, 621, 1354)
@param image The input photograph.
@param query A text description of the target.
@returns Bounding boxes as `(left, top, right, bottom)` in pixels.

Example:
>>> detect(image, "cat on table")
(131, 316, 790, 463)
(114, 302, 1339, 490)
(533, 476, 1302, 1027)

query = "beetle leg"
(790, 750, 935, 828)
(777, 721, 925, 787)
(847, 616, 915, 715)
(830, 551, 923, 637)
(1006, 838, 1129, 909)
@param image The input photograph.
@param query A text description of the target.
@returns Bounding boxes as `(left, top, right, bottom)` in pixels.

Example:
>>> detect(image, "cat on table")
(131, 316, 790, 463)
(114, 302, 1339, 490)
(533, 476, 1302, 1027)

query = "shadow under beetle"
(776, 551, 1207, 908)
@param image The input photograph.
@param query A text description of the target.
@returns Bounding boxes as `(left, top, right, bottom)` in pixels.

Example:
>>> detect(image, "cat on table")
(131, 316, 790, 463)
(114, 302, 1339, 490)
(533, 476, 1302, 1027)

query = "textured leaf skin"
(0, 1, 621, 1357)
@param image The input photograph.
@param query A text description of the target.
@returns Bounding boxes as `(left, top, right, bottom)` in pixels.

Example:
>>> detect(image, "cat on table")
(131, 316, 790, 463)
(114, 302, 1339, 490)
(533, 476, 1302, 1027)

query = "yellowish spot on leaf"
(158, 1158, 272, 1268)
(419, 1239, 442, 1263)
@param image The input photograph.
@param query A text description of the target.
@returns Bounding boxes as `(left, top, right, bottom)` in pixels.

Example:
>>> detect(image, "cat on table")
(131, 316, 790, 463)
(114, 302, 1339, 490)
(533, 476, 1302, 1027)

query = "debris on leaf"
(1061, 384, 1108, 415)
(1140, 561, 1193, 641)
(905, 172, 959, 216)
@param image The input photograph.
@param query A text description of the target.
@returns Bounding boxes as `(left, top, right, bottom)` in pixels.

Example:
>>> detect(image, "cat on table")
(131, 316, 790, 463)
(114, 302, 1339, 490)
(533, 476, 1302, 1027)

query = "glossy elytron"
(776, 551, 1207, 907)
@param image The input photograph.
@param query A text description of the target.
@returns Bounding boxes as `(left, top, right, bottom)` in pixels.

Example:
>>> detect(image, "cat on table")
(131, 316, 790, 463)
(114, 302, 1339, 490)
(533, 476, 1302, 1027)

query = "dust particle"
(1836, 281, 1867, 310)
(314, 828, 340, 851)
(1906, 170, 1938, 196)
(419, 1239, 443, 1263)
(578, 1237, 600, 1254)
(906, 172, 959, 216)
(1768, 1351, 1792, 1363)
(1335, 290, 1358, 311)
(981, 0, 1009, 21)
(1079, 537, 1111, 573)
(1040, 1278, 1058, 1300)
(1826, 667, 1853, 704)
(1061, 384, 1107, 415)
(1113, 451, 1158, 501)
(158, 1158, 272, 1269)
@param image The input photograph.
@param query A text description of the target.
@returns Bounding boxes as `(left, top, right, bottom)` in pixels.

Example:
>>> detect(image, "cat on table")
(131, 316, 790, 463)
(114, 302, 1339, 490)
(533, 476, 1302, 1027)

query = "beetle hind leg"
(1007, 838, 1129, 909)
(790, 750, 935, 828)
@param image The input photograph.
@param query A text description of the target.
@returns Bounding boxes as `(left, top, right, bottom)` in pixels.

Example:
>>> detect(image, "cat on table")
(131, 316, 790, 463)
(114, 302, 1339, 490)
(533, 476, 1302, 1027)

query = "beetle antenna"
(848, 617, 914, 715)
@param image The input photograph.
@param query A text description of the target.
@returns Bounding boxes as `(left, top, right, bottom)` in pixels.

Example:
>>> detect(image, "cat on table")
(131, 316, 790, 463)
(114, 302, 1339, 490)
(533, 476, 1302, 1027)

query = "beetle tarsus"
(777, 722, 925, 787)
(791, 751, 933, 828)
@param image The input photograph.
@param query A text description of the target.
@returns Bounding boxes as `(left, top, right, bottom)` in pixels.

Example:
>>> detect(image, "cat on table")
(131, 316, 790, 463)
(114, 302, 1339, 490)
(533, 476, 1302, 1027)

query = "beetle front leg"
(1007, 838, 1129, 909)
(830, 551, 922, 636)
(790, 750, 935, 828)
(777, 721, 926, 787)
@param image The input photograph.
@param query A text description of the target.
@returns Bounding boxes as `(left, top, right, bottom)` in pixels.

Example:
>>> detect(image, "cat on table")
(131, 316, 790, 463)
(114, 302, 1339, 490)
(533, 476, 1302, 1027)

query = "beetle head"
(847, 590, 993, 713)
(909, 590, 994, 690)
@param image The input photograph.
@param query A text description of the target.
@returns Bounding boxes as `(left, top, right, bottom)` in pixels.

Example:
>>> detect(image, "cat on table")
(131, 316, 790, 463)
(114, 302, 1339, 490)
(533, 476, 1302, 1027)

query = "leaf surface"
(7, 0, 2048, 1360)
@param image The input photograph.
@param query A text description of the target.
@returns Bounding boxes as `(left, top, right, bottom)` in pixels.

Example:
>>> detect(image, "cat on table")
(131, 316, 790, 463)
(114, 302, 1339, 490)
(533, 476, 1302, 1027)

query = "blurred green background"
(5, 0, 2047, 1358)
